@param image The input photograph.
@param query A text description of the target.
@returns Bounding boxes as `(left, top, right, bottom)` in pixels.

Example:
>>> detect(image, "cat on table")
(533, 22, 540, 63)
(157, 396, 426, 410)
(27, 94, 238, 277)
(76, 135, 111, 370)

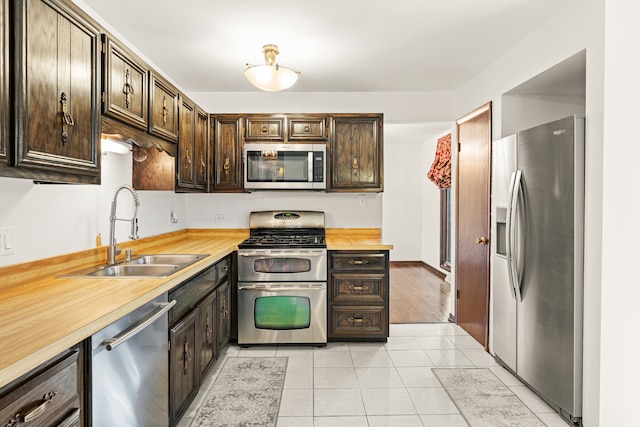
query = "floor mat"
(191, 357, 288, 427)
(432, 368, 547, 427)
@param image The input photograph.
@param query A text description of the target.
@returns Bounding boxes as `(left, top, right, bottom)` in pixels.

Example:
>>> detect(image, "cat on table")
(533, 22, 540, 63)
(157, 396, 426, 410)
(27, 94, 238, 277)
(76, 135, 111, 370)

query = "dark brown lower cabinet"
(328, 250, 390, 341)
(169, 309, 199, 426)
(216, 280, 231, 350)
(0, 347, 82, 427)
(168, 255, 233, 426)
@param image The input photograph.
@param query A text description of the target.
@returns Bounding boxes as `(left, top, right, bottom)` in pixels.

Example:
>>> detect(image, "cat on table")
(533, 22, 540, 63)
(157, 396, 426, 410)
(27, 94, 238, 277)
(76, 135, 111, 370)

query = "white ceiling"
(80, 0, 572, 93)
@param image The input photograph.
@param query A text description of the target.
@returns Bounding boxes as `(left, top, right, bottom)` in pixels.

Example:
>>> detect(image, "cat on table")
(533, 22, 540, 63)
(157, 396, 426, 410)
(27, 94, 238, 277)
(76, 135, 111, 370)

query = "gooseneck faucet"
(108, 185, 140, 265)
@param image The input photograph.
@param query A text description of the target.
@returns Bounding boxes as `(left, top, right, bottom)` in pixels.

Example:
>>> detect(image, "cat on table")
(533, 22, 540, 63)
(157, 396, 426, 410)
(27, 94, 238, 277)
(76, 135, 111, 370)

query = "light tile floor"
(177, 323, 569, 427)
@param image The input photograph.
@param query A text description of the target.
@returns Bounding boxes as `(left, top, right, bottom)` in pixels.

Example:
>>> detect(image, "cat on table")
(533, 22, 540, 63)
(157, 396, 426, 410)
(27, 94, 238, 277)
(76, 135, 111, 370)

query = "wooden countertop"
(0, 228, 391, 388)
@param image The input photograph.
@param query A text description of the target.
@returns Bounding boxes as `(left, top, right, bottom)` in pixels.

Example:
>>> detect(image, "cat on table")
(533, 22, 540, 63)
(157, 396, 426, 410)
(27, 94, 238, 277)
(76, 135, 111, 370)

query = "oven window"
(254, 296, 311, 329)
(253, 258, 312, 273)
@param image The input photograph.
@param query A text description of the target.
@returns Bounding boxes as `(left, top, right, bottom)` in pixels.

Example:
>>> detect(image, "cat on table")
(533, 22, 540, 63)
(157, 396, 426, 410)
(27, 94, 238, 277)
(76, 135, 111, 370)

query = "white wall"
(599, 0, 640, 424)
(455, 0, 604, 424)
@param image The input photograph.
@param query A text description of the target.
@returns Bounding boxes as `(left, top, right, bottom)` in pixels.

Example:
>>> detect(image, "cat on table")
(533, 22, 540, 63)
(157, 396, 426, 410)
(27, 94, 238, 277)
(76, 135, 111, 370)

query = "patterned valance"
(427, 133, 452, 189)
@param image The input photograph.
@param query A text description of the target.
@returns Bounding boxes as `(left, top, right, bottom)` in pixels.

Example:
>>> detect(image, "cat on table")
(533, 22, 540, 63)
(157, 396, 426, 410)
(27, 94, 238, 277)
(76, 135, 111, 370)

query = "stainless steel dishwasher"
(91, 293, 175, 427)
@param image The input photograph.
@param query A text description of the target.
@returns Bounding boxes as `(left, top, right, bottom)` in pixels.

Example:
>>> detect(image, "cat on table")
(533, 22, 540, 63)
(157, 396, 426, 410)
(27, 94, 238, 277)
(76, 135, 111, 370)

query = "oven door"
(238, 282, 327, 345)
(238, 249, 327, 282)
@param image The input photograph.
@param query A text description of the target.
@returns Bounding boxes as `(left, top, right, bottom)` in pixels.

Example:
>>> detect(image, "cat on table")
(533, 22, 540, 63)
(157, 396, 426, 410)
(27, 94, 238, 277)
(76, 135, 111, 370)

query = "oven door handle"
(238, 284, 326, 291)
(238, 252, 326, 257)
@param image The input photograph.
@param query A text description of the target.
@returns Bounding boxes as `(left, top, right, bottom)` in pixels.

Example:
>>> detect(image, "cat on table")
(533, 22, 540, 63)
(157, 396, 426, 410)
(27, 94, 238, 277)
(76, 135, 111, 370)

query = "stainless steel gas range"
(237, 211, 327, 345)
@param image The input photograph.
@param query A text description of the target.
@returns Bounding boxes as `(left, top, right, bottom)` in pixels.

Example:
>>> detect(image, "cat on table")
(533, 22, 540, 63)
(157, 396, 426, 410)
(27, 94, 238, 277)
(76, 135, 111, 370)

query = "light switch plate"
(0, 227, 14, 256)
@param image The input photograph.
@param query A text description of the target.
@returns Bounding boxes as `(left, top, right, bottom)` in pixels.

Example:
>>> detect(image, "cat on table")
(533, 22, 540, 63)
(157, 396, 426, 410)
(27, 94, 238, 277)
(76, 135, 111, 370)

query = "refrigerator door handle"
(508, 169, 523, 302)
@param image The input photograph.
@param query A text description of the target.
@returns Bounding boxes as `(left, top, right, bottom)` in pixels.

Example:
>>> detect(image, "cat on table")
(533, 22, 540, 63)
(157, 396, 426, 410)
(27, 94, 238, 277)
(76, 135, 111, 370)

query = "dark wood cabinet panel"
(194, 107, 209, 190)
(13, 0, 100, 181)
(245, 116, 285, 141)
(329, 305, 388, 338)
(288, 115, 327, 140)
(149, 71, 179, 143)
(198, 291, 217, 378)
(102, 34, 148, 130)
(0, 348, 81, 427)
(216, 280, 231, 351)
(211, 115, 243, 192)
(328, 250, 389, 341)
(0, 0, 8, 167)
(329, 114, 383, 192)
(177, 96, 196, 190)
(169, 309, 199, 426)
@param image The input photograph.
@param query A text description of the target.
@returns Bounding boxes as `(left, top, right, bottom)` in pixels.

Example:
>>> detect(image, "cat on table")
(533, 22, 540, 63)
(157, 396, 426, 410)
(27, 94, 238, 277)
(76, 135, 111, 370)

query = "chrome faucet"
(107, 185, 140, 265)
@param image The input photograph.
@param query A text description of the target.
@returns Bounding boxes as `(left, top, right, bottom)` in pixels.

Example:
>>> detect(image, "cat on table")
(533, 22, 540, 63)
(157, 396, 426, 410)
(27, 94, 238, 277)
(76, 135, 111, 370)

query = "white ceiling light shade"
(245, 44, 300, 91)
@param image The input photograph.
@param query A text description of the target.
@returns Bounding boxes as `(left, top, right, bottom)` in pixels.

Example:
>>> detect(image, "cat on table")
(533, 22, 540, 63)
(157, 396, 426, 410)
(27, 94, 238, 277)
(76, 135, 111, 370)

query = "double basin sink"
(61, 254, 209, 278)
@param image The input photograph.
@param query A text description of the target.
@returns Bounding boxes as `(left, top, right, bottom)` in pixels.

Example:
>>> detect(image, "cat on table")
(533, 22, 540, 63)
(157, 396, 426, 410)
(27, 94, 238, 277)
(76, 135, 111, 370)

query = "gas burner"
(239, 211, 327, 249)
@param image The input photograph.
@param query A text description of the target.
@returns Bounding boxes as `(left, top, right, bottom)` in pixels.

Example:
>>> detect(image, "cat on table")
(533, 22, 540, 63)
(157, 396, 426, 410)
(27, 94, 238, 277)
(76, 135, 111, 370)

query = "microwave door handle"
(308, 152, 314, 182)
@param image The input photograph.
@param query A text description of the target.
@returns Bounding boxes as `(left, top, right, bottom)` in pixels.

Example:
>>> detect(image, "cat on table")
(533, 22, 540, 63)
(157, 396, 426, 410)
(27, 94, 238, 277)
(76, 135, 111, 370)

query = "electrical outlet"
(214, 214, 227, 222)
(170, 211, 179, 224)
(358, 195, 367, 208)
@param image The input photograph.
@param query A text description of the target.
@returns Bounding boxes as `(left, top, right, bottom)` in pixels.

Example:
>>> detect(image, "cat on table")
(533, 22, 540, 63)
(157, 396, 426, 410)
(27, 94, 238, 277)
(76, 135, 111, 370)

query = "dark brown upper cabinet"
(329, 114, 383, 192)
(149, 71, 180, 143)
(177, 95, 208, 192)
(0, 0, 7, 167)
(102, 34, 148, 130)
(244, 115, 285, 141)
(288, 115, 328, 141)
(12, 0, 101, 183)
(211, 115, 243, 192)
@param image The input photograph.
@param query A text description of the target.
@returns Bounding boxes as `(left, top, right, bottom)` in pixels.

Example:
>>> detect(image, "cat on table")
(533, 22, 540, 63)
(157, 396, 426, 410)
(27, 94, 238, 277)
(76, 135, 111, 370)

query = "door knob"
(476, 236, 488, 245)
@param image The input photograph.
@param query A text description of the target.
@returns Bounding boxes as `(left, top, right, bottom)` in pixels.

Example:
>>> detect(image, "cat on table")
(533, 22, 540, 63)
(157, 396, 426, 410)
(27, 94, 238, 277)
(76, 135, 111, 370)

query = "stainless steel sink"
(59, 254, 209, 278)
(125, 254, 208, 267)
(85, 264, 180, 277)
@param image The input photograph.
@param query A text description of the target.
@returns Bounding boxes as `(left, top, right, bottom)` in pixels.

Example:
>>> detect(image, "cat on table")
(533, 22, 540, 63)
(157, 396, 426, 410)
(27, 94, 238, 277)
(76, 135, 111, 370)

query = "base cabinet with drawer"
(168, 255, 231, 427)
(328, 250, 389, 341)
(0, 347, 83, 427)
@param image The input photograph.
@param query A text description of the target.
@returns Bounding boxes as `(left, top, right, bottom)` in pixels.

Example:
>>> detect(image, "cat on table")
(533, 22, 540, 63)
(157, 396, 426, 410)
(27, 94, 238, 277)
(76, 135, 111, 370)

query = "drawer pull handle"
(351, 285, 369, 291)
(348, 317, 365, 324)
(303, 124, 310, 132)
(261, 124, 268, 133)
(347, 259, 369, 265)
(14, 391, 57, 423)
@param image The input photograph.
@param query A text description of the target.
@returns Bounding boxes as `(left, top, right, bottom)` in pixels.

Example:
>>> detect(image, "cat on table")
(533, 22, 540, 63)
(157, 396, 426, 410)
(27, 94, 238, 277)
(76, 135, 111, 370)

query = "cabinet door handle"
(303, 124, 310, 133)
(183, 339, 192, 374)
(223, 157, 230, 173)
(60, 92, 75, 145)
(347, 259, 369, 265)
(12, 391, 57, 423)
(261, 124, 268, 133)
(162, 95, 170, 124)
(123, 68, 135, 108)
(352, 157, 359, 174)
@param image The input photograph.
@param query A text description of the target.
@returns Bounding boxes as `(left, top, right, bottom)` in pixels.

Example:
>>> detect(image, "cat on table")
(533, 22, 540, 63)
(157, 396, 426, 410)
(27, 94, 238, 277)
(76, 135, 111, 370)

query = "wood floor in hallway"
(389, 263, 451, 323)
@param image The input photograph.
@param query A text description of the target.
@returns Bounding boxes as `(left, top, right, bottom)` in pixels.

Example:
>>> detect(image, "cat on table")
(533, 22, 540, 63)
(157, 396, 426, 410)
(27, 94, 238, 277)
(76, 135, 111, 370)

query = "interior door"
(455, 102, 492, 348)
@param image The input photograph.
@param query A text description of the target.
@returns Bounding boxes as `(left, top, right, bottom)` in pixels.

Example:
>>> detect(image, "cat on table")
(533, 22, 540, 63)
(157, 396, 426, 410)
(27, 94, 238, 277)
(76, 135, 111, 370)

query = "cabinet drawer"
(0, 351, 79, 427)
(330, 273, 386, 304)
(330, 252, 387, 271)
(169, 265, 216, 323)
(329, 306, 388, 339)
(216, 256, 230, 285)
(245, 116, 285, 141)
(288, 116, 327, 140)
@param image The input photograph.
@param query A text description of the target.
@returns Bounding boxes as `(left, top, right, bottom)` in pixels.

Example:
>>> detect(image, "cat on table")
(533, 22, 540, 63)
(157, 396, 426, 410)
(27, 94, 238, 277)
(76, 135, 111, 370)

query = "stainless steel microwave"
(243, 143, 326, 190)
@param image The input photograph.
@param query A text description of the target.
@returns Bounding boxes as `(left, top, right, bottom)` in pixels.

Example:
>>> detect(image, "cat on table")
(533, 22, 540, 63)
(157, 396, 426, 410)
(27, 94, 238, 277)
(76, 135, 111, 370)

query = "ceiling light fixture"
(245, 44, 300, 92)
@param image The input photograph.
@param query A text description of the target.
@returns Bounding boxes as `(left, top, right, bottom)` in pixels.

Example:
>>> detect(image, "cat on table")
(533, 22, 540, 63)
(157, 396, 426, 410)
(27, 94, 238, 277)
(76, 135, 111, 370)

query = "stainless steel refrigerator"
(491, 115, 584, 425)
